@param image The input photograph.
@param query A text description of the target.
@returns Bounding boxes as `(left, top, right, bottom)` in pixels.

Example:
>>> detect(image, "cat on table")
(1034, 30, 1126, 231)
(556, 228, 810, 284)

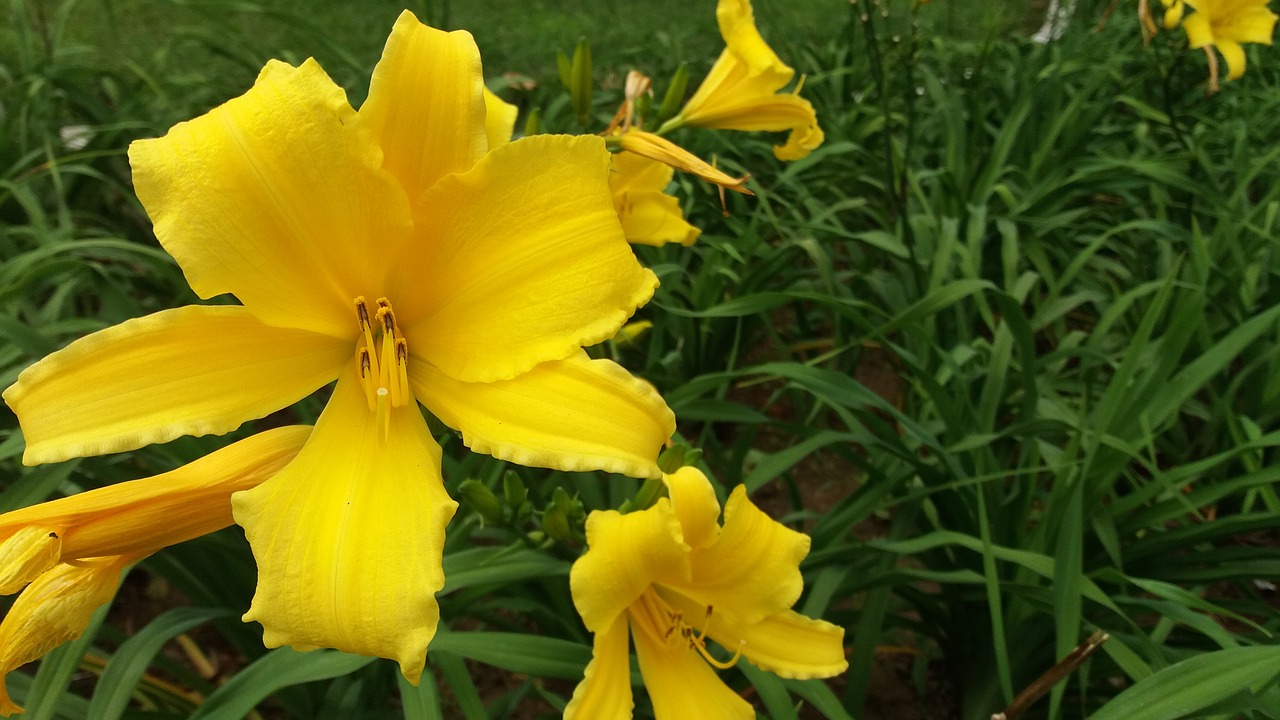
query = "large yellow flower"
(564, 467, 846, 719)
(1182, 0, 1278, 80)
(0, 427, 309, 715)
(2, 11, 674, 682)
(662, 0, 823, 161)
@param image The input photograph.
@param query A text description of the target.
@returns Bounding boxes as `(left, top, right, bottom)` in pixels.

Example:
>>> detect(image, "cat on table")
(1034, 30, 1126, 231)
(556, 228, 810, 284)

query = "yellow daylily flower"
(2, 11, 675, 682)
(1182, 0, 1278, 84)
(564, 467, 846, 720)
(0, 427, 308, 715)
(610, 152, 700, 247)
(661, 0, 823, 161)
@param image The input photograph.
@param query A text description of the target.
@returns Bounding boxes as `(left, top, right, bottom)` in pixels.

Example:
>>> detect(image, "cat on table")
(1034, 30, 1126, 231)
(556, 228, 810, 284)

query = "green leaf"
(1088, 646, 1280, 720)
(399, 671, 444, 720)
(429, 631, 590, 679)
(188, 648, 375, 720)
(88, 607, 231, 720)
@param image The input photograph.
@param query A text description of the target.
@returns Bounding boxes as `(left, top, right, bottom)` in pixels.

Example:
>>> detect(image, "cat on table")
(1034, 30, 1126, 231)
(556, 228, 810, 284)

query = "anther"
(355, 296, 372, 330)
(357, 348, 377, 411)
(394, 338, 410, 405)
(378, 306, 397, 336)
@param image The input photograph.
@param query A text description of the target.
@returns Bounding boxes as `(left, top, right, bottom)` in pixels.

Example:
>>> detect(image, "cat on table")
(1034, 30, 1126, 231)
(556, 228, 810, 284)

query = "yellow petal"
(394, 135, 659, 383)
(610, 153, 700, 247)
(233, 372, 456, 682)
(612, 149, 675, 192)
(676, 486, 809, 625)
(0, 556, 137, 716)
(1164, 0, 1186, 28)
(1228, 5, 1279, 44)
(1217, 40, 1248, 78)
(709, 609, 847, 680)
(129, 59, 413, 338)
(482, 87, 518, 149)
(411, 352, 674, 479)
(0, 426, 309, 564)
(571, 499, 689, 633)
(1184, 11, 1215, 46)
(715, 0, 795, 87)
(360, 11, 487, 203)
(630, 601, 754, 720)
(661, 467, 722, 550)
(0, 527, 60, 595)
(612, 320, 653, 348)
(3, 306, 346, 465)
(564, 614, 633, 720)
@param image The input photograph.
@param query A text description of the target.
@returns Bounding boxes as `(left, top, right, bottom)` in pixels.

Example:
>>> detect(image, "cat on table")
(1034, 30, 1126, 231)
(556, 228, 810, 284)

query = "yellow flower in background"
(610, 152, 700, 247)
(0, 428, 308, 714)
(564, 467, 846, 719)
(1182, 0, 1277, 82)
(661, 0, 823, 161)
(3, 10, 675, 682)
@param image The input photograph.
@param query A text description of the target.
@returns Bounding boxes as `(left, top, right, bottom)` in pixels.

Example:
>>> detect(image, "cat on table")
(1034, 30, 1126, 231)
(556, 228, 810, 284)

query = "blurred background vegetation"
(3, 0, 1280, 718)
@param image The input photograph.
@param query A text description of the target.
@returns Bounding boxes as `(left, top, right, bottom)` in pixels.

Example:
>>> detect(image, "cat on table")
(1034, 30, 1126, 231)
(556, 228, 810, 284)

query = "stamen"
(377, 317, 393, 394)
(354, 296, 412, 436)
(686, 604, 742, 670)
(355, 297, 377, 367)
(394, 338, 410, 406)
(377, 300, 396, 336)
(357, 348, 377, 411)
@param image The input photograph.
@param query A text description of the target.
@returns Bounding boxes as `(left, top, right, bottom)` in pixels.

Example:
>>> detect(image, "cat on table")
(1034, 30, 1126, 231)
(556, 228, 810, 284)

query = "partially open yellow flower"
(1182, 0, 1278, 81)
(610, 152, 700, 247)
(0, 557, 136, 716)
(663, 0, 823, 161)
(0, 427, 308, 715)
(3, 11, 675, 682)
(616, 130, 751, 194)
(564, 467, 846, 719)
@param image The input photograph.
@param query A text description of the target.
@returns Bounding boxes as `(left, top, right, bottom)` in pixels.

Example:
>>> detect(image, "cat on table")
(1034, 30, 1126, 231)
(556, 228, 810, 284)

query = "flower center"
(353, 297, 411, 437)
(632, 587, 743, 670)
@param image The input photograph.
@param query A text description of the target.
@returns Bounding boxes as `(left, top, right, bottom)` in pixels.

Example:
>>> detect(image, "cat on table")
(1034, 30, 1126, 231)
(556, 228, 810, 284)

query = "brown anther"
(358, 348, 372, 378)
(395, 338, 408, 364)
(355, 297, 371, 329)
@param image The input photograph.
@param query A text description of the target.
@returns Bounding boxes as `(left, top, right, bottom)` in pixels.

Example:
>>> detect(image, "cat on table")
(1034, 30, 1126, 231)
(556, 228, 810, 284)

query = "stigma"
(354, 297, 411, 437)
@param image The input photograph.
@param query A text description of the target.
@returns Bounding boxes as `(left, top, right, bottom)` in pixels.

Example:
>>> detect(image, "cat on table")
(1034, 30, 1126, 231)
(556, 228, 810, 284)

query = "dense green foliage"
(3, 0, 1280, 718)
